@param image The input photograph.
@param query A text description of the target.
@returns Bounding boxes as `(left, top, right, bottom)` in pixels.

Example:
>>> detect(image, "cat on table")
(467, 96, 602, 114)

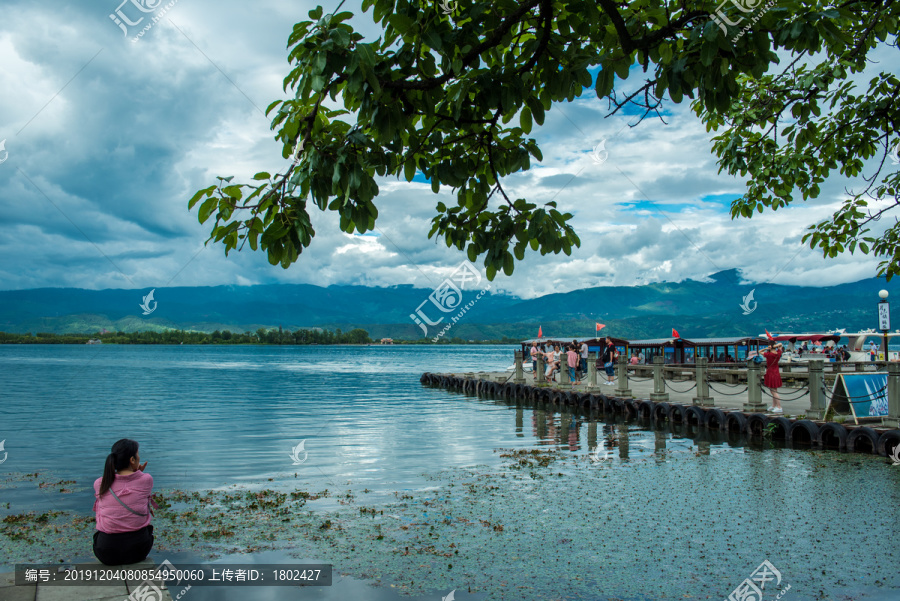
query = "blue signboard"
(831, 374, 889, 423)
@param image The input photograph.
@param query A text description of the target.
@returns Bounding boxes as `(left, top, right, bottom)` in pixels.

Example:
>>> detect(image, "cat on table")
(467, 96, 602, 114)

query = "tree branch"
(381, 0, 542, 91)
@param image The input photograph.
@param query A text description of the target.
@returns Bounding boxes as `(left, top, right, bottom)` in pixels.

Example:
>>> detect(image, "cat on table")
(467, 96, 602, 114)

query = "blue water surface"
(2, 344, 899, 601)
(0, 344, 518, 498)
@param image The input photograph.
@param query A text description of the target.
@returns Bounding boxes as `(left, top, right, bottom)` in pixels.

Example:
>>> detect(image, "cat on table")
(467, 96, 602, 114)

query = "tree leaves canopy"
(189, 0, 899, 279)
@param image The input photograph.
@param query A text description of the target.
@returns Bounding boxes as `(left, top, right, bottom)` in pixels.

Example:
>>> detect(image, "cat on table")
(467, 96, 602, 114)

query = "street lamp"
(878, 290, 890, 362)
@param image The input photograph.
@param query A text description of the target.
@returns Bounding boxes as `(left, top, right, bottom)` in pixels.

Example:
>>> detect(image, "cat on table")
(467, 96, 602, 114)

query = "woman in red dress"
(763, 343, 784, 412)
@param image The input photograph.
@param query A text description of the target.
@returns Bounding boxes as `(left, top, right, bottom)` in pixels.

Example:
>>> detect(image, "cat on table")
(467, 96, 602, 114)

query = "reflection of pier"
(508, 401, 766, 459)
(421, 353, 900, 459)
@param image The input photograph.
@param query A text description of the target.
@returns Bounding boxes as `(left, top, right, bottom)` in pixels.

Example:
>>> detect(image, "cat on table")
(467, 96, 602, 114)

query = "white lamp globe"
(879, 289, 889, 299)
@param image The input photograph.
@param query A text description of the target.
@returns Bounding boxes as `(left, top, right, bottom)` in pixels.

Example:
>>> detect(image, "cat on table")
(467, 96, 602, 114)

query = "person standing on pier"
(763, 342, 784, 413)
(567, 344, 581, 384)
(530, 342, 540, 374)
(870, 340, 879, 362)
(554, 345, 563, 381)
(601, 337, 616, 385)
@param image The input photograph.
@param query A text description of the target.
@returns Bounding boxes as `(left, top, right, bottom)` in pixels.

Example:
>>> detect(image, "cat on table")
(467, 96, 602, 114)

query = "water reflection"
(618, 422, 629, 459)
(483, 394, 789, 463)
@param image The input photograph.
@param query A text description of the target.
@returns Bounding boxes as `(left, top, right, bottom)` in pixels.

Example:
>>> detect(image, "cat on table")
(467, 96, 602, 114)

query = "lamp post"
(879, 290, 890, 362)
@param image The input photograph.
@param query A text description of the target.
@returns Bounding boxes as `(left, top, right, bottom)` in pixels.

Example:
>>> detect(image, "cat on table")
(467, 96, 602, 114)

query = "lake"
(1, 344, 899, 601)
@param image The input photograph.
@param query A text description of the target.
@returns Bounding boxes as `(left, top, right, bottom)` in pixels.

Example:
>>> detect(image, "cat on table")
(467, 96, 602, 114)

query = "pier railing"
(510, 351, 900, 427)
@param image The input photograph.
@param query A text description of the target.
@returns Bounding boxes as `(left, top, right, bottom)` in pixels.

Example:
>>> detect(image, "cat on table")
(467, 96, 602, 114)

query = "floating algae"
(2, 445, 899, 601)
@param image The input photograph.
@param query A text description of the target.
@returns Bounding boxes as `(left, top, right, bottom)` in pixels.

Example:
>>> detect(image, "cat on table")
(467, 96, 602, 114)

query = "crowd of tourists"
(794, 341, 853, 360)
(529, 337, 621, 386)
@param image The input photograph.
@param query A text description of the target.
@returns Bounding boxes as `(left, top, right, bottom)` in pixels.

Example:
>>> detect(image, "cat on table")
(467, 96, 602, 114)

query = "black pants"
(93, 525, 154, 565)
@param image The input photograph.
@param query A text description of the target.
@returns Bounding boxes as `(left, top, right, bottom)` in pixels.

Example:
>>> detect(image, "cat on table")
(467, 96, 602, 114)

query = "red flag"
(538, 326, 542, 339)
(596, 323, 605, 332)
(765, 329, 774, 341)
(672, 328, 680, 339)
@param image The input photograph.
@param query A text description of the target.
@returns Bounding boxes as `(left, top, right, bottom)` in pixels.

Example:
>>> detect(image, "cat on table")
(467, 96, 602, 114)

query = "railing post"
(744, 359, 767, 412)
(535, 353, 545, 387)
(586, 352, 599, 391)
(650, 356, 669, 402)
(514, 350, 525, 384)
(692, 356, 714, 407)
(806, 359, 825, 419)
(558, 349, 572, 390)
(855, 362, 865, 372)
(885, 363, 900, 428)
(614, 354, 632, 398)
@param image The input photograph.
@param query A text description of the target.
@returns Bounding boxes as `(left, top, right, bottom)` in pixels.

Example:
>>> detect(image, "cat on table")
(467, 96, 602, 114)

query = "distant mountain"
(0, 283, 519, 335)
(0, 269, 897, 339)
(472, 269, 891, 324)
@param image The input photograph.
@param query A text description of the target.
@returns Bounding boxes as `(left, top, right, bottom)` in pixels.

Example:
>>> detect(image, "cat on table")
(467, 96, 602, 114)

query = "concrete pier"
(0, 560, 176, 601)
(421, 365, 900, 456)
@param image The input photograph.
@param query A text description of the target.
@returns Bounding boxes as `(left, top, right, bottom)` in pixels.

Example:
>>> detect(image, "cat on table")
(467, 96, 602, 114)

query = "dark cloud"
(0, 1, 894, 296)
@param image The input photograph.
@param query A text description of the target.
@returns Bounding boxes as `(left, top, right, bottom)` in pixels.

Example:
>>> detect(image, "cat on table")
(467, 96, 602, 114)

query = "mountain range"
(0, 269, 896, 340)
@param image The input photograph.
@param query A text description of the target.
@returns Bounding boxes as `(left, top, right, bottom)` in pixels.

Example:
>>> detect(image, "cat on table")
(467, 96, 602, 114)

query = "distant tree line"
(0, 327, 373, 345)
(0, 330, 526, 344)
(398, 335, 521, 344)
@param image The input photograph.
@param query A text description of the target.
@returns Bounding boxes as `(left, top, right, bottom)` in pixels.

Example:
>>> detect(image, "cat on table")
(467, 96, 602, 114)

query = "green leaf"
(595, 67, 614, 98)
(198, 197, 218, 223)
(188, 186, 214, 209)
(526, 96, 545, 125)
(503, 252, 514, 275)
(331, 11, 353, 23)
(404, 158, 416, 182)
(519, 107, 532, 134)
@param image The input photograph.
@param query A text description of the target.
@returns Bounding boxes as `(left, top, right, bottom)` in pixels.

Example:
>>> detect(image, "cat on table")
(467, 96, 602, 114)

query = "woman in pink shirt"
(93, 439, 158, 565)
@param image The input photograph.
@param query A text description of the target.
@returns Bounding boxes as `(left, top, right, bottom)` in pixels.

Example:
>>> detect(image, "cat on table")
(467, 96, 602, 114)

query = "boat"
(843, 330, 900, 361)
(86, 339, 103, 345)
(760, 330, 900, 362)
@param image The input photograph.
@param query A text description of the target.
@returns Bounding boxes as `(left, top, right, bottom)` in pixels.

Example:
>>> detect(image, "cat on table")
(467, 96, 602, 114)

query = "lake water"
(1, 344, 899, 601)
(0, 344, 520, 494)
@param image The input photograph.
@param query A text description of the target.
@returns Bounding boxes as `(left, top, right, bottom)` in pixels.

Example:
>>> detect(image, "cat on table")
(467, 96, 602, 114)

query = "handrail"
(581, 355, 892, 384)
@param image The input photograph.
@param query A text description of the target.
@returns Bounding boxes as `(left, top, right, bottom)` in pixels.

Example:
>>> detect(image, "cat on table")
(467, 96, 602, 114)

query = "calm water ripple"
(2, 345, 900, 601)
(0, 345, 518, 499)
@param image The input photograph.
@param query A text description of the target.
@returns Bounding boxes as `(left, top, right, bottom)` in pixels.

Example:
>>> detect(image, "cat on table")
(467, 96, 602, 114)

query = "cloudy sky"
(0, 0, 896, 299)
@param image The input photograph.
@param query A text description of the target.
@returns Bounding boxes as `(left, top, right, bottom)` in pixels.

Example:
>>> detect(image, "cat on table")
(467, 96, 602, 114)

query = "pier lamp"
(878, 290, 890, 361)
